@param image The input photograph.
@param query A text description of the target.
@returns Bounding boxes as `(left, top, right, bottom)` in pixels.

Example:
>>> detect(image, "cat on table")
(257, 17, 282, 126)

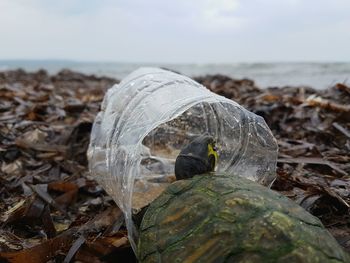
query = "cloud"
(0, 0, 349, 62)
(192, 0, 245, 31)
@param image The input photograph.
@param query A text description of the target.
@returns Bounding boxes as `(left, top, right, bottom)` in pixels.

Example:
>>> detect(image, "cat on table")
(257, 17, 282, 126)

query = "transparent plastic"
(87, 67, 278, 251)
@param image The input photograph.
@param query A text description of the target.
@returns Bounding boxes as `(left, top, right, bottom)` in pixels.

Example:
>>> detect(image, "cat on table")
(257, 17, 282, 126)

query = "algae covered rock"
(138, 174, 350, 263)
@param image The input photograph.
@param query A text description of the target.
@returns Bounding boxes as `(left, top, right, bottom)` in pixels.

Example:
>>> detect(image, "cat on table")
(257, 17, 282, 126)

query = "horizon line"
(1, 59, 350, 65)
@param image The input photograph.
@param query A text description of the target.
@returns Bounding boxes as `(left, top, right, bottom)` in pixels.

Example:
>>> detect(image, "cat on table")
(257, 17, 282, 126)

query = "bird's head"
(174, 135, 218, 180)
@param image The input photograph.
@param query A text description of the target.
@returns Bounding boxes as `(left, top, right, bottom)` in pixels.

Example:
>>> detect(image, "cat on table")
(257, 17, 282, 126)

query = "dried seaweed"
(0, 69, 136, 262)
(0, 69, 349, 263)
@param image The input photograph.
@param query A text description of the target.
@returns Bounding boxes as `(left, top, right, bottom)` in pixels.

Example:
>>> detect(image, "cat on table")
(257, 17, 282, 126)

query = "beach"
(0, 69, 349, 262)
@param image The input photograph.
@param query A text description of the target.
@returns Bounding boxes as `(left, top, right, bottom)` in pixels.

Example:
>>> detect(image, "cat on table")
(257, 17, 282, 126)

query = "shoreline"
(1, 61, 349, 89)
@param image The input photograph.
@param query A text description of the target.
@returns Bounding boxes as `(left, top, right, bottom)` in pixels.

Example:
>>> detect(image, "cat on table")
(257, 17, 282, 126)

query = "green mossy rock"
(138, 174, 350, 263)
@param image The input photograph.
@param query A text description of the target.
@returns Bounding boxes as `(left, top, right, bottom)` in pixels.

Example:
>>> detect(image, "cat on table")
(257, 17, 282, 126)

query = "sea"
(0, 60, 349, 90)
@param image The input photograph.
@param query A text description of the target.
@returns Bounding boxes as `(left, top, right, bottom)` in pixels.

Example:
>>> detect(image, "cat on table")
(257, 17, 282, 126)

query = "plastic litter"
(87, 67, 278, 251)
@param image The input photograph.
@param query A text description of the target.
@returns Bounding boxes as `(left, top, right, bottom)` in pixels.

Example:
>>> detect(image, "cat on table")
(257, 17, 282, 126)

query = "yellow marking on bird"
(208, 143, 218, 168)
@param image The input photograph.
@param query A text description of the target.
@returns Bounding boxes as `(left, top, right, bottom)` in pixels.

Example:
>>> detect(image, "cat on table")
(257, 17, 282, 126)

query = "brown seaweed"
(0, 69, 349, 262)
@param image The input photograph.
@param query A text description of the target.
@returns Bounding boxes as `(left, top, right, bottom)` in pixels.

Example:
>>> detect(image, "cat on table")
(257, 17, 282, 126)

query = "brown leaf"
(48, 181, 78, 193)
(278, 157, 348, 176)
(63, 235, 86, 263)
(30, 184, 66, 214)
(0, 227, 79, 263)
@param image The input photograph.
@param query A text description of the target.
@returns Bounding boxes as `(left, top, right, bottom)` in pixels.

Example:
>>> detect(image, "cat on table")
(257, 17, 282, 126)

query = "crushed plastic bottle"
(87, 67, 278, 251)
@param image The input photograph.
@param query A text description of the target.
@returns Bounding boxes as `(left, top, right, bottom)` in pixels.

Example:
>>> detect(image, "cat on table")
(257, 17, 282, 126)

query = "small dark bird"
(175, 135, 218, 180)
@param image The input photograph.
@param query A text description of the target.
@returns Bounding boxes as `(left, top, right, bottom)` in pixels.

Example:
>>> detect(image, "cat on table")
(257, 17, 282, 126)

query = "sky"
(0, 0, 349, 63)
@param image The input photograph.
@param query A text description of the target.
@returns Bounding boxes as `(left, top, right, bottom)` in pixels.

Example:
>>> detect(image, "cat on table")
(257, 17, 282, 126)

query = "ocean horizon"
(1, 60, 349, 90)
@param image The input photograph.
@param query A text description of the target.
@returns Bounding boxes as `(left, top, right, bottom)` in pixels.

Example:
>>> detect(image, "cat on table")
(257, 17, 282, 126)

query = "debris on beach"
(0, 69, 349, 262)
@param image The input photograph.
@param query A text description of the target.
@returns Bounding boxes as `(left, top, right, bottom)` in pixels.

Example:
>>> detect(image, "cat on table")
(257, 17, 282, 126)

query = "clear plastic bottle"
(87, 67, 278, 251)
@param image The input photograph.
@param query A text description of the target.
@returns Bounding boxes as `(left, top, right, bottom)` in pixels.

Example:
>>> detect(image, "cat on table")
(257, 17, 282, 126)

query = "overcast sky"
(0, 0, 349, 63)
